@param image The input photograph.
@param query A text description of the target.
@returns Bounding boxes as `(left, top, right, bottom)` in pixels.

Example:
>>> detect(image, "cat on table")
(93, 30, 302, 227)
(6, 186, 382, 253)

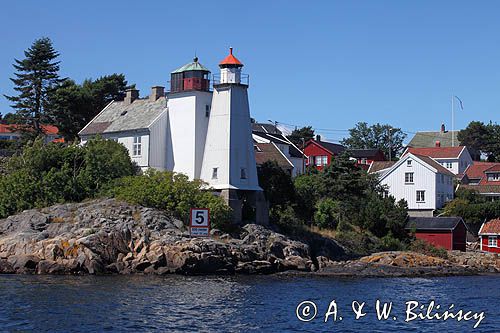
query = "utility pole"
(451, 95, 455, 147)
(301, 137, 306, 174)
(388, 127, 393, 162)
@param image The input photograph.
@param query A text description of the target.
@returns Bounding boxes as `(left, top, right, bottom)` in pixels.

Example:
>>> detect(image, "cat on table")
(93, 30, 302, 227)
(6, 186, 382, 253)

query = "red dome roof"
(219, 47, 243, 66)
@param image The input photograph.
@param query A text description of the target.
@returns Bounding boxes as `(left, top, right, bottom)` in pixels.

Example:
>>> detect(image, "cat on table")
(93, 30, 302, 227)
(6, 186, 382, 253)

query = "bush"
(105, 169, 232, 230)
(0, 137, 135, 218)
(313, 198, 340, 229)
(409, 239, 448, 259)
(379, 233, 406, 251)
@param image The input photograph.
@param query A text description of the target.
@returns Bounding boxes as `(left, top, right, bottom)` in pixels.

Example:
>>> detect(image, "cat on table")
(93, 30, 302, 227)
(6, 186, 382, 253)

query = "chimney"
(440, 123, 445, 133)
(316, 134, 321, 142)
(435, 140, 441, 147)
(124, 89, 139, 105)
(150, 86, 164, 102)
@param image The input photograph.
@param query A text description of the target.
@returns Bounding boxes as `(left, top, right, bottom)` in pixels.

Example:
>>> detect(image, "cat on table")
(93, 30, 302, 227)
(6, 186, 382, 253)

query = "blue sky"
(1, 0, 499, 143)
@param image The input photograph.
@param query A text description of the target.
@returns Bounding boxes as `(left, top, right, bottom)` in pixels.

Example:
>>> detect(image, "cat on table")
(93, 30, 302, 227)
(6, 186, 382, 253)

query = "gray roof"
(79, 97, 167, 135)
(408, 130, 460, 148)
(251, 122, 282, 135)
(315, 140, 346, 155)
(172, 58, 210, 73)
(368, 161, 396, 173)
(405, 217, 465, 231)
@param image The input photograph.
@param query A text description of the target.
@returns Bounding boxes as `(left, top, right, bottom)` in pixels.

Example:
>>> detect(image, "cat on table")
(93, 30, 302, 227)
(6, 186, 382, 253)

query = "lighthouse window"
(205, 105, 210, 117)
(212, 168, 218, 179)
(132, 136, 142, 156)
(240, 168, 247, 179)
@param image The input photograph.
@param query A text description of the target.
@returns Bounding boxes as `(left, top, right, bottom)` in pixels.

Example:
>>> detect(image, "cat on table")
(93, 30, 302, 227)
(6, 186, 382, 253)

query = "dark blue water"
(0, 274, 498, 332)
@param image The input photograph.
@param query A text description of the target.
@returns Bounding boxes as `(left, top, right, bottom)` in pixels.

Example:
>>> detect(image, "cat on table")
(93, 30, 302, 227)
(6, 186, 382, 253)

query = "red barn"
(303, 135, 345, 171)
(406, 217, 468, 251)
(478, 218, 500, 253)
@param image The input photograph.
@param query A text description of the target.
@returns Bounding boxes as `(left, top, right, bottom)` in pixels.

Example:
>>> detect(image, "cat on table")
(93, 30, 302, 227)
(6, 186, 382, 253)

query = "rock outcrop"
(0, 199, 315, 275)
(313, 251, 499, 277)
(1, 199, 498, 277)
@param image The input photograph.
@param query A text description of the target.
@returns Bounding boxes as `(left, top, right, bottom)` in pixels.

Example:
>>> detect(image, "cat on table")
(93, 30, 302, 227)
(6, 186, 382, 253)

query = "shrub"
(106, 169, 232, 230)
(0, 137, 135, 218)
(409, 239, 448, 259)
(379, 233, 406, 251)
(313, 198, 341, 229)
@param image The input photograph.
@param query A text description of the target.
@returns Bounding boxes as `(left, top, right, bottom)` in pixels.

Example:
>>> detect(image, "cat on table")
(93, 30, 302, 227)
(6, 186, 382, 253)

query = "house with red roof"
(403, 145, 473, 176)
(478, 218, 500, 253)
(459, 161, 500, 200)
(303, 135, 345, 171)
(0, 124, 62, 143)
(369, 152, 455, 217)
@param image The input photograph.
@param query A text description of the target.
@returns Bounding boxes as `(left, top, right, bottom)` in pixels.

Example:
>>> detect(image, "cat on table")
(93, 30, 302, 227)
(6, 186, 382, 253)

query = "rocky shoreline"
(0, 199, 498, 277)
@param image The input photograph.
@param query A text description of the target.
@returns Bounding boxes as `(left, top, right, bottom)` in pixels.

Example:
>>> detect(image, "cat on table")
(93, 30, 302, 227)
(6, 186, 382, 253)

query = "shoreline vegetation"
(0, 198, 498, 277)
(0, 138, 498, 277)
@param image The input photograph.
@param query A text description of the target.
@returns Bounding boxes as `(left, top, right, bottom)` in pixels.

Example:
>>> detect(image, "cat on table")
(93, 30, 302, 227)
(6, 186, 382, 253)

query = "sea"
(0, 274, 498, 332)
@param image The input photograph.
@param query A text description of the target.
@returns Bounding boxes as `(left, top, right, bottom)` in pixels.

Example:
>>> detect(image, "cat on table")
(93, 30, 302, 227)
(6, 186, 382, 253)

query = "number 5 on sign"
(190, 208, 210, 237)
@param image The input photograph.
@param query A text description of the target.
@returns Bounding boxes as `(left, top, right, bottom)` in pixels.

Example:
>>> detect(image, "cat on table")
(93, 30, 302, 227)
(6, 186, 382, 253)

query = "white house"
(370, 153, 455, 217)
(403, 146, 473, 176)
(79, 49, 267, 224)
(252, 122, 306, 177)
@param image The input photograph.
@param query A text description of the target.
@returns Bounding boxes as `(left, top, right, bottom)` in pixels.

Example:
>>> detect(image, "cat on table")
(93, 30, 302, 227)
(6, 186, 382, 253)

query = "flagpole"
(451, 94, 454, 147)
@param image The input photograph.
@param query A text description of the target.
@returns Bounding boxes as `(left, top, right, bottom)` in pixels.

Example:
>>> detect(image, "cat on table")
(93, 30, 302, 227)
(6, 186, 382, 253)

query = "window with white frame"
(407, 159, 412, 167)
(132, 136, 142, 156)
(488, 236, 497, 247)
(446, 162, 452, 168)
(315, 155, 328, 166)
(361, 158, 367, 164)
(212, 167, 218, 179)
(405, 172, 414, 184)
(416, 190, 425, 202)
(487, 173, 500, 181)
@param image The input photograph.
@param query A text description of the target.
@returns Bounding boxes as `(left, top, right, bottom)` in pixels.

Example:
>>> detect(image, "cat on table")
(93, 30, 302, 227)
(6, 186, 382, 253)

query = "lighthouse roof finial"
(219, 47, 243, 67)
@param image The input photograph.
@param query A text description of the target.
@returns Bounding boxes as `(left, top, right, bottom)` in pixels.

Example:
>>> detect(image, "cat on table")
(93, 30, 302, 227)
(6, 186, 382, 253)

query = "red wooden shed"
(405, 217, 468, 251)
(478, 218, 500, 253)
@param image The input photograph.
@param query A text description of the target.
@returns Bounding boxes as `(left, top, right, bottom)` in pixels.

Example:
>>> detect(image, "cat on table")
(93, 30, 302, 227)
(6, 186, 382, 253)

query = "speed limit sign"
(189, 208, 210, 237)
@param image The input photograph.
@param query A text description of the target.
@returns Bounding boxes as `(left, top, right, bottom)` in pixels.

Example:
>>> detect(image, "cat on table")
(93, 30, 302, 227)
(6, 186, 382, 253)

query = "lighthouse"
(200, 48, 268, 224)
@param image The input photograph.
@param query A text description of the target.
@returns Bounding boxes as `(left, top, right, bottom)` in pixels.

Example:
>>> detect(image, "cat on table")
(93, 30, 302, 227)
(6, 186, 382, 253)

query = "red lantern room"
(170, 57, 211, 93)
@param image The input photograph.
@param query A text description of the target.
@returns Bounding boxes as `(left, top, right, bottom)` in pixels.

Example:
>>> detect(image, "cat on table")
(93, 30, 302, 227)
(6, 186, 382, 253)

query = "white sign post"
(189, 208, 210, 237)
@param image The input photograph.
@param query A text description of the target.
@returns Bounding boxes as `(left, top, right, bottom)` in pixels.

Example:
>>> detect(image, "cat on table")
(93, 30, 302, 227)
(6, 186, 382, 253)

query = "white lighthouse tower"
(200, 48, 268, 224)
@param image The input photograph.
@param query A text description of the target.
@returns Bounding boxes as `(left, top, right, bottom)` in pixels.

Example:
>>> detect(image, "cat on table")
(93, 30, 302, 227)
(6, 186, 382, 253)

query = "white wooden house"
(370, 153, 455, 217)
(403, 146, 473, 176)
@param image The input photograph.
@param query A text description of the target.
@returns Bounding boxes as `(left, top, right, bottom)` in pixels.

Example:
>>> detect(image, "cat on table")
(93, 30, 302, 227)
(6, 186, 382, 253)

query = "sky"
(0, 0, 499, 143)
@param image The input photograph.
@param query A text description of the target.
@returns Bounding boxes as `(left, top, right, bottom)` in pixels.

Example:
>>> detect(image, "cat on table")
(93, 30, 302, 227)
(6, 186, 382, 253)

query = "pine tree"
(4, 37, 62, 139)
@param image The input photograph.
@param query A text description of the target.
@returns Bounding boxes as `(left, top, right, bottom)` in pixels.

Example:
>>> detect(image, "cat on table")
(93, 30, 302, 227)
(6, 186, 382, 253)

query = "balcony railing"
(212, 73, 249, 86)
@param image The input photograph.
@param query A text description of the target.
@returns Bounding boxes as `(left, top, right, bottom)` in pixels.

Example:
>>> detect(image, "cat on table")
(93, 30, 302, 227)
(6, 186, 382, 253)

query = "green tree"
(341, 122, 407, 159)
(458, 121, 500, 161)
(458, 121, 490, 160)
(0, 137, 135, 218)
(4, 37, 63, 139)
(287, 126, 315, 147)
(0, 113, 20, 124)
(49, 74, 131, 141)
(257, 161, 296, 207)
